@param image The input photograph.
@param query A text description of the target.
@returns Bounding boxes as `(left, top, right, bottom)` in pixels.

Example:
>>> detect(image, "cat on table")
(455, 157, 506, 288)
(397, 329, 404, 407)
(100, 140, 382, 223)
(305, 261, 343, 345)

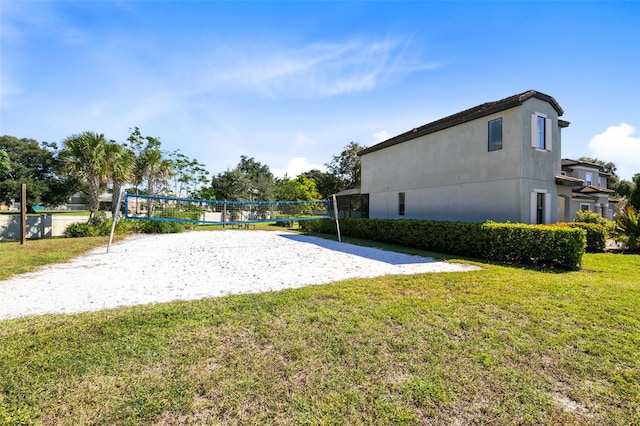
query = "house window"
(585, 172, 592, 186)
(581, 204, 590, 211)
(536, 116, 546, 149)
(398, 192, 405, 216)
(488, 118, 503, 151)
(531, 113, 552, 150)
(536, 193, 545, 224)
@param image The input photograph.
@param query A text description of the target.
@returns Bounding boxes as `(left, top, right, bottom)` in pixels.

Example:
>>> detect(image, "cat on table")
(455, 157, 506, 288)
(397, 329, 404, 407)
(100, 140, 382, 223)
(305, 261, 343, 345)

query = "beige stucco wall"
(361, 98, 563, 223)
(0, 215, 88, 240)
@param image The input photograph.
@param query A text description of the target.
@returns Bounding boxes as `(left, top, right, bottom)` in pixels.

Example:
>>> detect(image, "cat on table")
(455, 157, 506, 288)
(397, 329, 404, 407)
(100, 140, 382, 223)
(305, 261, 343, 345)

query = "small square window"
(398, 192, 405, 216)
(488, 118, 502, 151)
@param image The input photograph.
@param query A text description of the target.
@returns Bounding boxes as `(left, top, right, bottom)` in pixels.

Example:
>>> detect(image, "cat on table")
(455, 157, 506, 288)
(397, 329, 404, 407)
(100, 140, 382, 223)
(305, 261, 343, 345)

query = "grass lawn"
(0, 237, 111, 281)
(0, 236, 638, 425)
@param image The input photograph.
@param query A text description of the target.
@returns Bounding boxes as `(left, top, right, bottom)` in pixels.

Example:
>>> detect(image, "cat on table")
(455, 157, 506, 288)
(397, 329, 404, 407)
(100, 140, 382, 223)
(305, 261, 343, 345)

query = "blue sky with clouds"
(1, 1, 639, 181)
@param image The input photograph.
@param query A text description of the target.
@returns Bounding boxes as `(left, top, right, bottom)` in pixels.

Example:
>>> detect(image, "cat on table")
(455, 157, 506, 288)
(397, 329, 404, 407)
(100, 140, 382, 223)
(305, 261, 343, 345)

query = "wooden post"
(20, 183, 27, 245)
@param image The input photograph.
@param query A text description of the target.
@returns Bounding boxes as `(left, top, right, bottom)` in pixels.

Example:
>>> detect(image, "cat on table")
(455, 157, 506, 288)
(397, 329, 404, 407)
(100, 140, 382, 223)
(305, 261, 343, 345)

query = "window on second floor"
(585, 172, 593, 186)
(488, 118, 503, 151)
(531, 113, 552, 151)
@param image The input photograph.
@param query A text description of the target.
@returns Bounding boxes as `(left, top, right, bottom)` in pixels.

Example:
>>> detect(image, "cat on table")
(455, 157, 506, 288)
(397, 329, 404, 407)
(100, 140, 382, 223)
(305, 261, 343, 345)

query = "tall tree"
(125, 127, 173, 197)
(299, 169, 342, 199)
(61, 132, 111, 217)
(140, 146, 173, 197)
(210, 156, 274, 201)
(275, 175, 321, 201)
(629, 173, 640, 210)
(326, 141, 366, 190)
(168, 150, 210, 197)
(0, 150, 10, 176)
(615, 180, 634, 198)
(210, 168, 249, 201)
(0, 136, 78, 211)
(105, 141, 135, 216)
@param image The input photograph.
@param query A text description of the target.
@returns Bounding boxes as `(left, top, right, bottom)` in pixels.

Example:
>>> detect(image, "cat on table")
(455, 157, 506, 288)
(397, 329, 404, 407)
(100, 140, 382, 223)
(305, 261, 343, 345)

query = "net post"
(332, 194, 341, 242)
(107, 190, 124, 254)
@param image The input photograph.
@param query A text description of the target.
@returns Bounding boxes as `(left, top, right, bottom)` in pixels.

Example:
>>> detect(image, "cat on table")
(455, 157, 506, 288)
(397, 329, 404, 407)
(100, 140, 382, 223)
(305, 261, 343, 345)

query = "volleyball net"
(123, 193, 333, 225)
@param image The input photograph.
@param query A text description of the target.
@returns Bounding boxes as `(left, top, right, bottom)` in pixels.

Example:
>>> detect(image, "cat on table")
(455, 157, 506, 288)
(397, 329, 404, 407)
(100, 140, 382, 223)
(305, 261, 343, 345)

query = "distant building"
(558, 159, 616, 220)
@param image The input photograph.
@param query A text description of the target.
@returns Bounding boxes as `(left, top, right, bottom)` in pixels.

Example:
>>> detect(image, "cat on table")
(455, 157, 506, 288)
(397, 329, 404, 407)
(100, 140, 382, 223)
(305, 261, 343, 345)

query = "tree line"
(0, 131, 365, 216)
(2, 131, 638, 217)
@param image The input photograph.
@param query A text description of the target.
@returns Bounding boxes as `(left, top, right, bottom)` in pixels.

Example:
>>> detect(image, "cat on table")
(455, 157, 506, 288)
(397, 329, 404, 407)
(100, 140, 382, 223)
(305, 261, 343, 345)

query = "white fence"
(0, 215, 88, 240)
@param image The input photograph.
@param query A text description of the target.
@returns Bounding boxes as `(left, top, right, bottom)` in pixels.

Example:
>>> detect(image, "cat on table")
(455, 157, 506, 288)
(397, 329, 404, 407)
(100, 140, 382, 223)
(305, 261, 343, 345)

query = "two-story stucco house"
(558, 159, 615, 220)
(358, 90, 578, 224)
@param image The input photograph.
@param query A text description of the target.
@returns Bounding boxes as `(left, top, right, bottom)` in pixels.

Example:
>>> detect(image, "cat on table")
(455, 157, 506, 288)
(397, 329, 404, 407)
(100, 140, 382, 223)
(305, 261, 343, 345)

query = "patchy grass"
(0, 239, 638, 425)
(0, 237, 111, 280)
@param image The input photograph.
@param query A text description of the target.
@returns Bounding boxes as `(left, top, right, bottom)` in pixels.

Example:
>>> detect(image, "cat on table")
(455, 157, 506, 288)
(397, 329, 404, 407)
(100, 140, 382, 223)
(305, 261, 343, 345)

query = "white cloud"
(373, 130, 390, 142)
(211, 37, 441, 98)
(588, 122, 640, 181)
(272, 157, 326, 179)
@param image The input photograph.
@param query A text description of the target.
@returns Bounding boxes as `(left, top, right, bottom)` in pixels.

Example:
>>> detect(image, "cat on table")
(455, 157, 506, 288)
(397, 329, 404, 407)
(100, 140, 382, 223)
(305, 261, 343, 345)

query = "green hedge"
(153, 208, 203, 221)
(555, 222, 607, 253)
(301, 218, 586, 270)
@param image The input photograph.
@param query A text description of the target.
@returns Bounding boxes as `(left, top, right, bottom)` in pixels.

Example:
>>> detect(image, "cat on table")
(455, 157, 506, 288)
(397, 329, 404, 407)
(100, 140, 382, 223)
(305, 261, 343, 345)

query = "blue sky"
(1, 1, 639, 181)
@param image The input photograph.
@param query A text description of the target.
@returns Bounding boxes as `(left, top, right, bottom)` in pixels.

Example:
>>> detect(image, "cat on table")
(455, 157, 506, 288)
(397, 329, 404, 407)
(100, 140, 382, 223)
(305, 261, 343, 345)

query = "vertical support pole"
(222, 202, 227, 227)
(332, 194, 341, 243)
(107, 190, 124, 254)
(20, 183, 27, 245)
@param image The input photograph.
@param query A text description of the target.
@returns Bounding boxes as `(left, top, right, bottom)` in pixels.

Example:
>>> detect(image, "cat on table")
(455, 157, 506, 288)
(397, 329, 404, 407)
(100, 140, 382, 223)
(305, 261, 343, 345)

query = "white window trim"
(585, 172, 593, 186)
(531, 112, 552, 151)
(530, 189, 551, 224)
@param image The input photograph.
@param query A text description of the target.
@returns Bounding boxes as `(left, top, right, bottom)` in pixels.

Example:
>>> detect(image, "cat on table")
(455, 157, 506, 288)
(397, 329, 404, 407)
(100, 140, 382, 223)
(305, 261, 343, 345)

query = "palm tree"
(105, 142, 135, 217)
(136, 143, 173, 216)
(61, 132, 110, 217)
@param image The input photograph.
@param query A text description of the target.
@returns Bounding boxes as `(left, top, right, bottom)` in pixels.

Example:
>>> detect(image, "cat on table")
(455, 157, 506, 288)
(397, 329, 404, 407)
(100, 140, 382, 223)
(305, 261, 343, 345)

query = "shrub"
(616, 204, 640, 250)
(63, 222, 96, 238)
(302, 218, 585, 270)
(154, 208, 203, 222)
(575, 209, 607, 225)
(64, 212, 136, 238)
(555, 222, 607, 253)
(137, 220, 185, 234)
(574, 209, 616, 239)
(481, 222, 585, 269)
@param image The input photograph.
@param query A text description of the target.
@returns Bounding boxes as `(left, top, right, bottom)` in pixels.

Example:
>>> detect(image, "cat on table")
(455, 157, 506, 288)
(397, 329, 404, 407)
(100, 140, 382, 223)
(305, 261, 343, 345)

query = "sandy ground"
(0, 230, 479, 320)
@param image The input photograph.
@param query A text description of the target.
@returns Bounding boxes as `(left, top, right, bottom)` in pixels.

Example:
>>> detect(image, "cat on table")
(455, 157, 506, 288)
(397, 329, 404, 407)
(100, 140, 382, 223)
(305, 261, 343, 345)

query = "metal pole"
(20, 184, 27, 245)
(332, 194, 341, 243)
(106, 190, 124, 254)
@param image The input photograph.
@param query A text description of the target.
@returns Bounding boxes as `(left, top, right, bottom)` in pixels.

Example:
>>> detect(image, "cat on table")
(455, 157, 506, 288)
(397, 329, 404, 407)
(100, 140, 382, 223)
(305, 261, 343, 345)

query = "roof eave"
(358, 90, 565, 157)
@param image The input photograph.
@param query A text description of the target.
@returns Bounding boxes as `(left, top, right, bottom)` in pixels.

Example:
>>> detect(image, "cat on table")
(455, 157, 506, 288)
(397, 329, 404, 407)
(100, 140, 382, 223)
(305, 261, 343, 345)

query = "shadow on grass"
(297, 231, 573, 274)
(278, 233, 442, 266)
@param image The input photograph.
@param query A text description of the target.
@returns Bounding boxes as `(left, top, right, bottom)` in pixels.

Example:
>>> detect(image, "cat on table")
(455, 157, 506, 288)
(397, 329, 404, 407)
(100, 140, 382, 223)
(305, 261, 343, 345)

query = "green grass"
(0, 237, 638, 425)
(0, 237, 113, 280)
(0, 211, 91, 216)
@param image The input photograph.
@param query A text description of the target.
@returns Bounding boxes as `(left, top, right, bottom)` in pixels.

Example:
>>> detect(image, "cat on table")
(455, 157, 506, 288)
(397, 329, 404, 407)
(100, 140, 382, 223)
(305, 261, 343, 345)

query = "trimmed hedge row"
(556, 222, 607, 253)
(301, 218, 586, 270)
